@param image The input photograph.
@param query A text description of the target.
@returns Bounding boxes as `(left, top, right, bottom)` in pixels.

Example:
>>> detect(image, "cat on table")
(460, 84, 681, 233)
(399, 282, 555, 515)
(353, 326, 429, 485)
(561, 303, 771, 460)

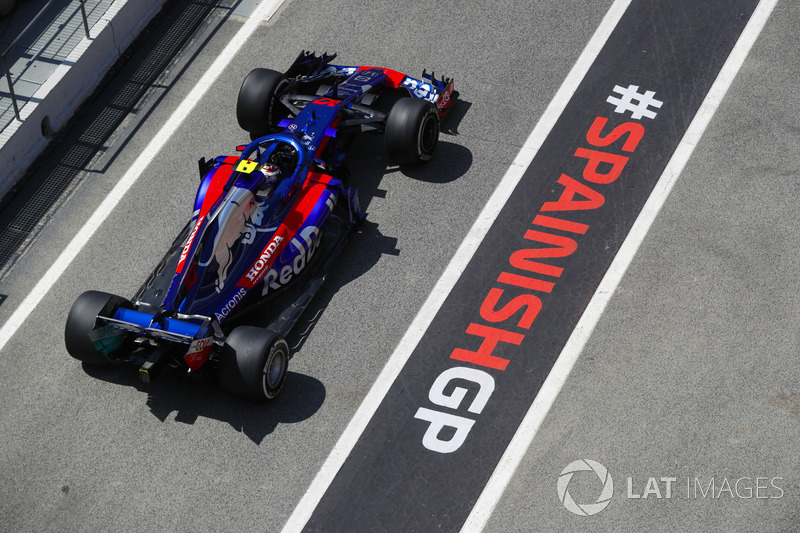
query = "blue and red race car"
(64, 52, 457, 401)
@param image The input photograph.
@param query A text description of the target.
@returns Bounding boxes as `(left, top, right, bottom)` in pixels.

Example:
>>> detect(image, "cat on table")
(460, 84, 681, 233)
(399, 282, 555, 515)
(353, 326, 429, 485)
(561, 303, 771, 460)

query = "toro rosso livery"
(65, 52, 457, 400)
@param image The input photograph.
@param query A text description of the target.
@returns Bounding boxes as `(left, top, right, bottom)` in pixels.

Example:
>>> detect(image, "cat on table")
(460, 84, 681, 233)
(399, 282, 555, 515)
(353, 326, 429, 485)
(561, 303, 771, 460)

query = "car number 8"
(235, 159, 260, 174)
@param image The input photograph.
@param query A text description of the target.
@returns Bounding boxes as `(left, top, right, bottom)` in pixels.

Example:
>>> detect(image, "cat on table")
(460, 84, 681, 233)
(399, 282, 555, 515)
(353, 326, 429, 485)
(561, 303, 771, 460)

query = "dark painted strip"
(305, 0, 760, 530)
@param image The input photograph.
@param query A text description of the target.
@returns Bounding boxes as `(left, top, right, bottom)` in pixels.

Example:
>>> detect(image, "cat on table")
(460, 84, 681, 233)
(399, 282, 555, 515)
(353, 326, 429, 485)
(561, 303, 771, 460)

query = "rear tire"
(64, 291, 130, 365)
(236, 68, 289, 137)
(218, 326, 289, 401)
(385, 98, 440, 165)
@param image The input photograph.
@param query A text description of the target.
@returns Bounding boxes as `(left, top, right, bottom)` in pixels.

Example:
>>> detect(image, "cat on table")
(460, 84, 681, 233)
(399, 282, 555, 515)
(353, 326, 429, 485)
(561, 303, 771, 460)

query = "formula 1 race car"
(64, 52, 457, 401)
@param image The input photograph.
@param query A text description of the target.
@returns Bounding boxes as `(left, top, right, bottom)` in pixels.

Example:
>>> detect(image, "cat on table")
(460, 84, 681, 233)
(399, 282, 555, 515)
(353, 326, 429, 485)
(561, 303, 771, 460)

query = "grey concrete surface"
(1, 0, 795, 532)
(0, 0, 166, 199)
(0, 0, 114, 130)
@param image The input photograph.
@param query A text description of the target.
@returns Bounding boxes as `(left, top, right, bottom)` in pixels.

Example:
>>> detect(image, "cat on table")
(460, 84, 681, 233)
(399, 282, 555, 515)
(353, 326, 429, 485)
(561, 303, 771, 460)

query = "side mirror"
(198, 157, 215, 179)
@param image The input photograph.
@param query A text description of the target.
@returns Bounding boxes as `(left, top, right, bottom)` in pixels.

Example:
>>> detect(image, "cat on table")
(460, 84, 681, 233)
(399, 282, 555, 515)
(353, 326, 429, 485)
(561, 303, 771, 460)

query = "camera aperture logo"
(557, 460, 786, 517)
(557, 459, 614, 516)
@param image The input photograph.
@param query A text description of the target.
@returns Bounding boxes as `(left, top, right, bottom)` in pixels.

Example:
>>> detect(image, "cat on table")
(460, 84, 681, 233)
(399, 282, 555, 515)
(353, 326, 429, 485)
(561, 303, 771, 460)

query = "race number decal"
(401, 77, 438, 103)
(313, 97, 341, 107)
(235, 159, 261, 174)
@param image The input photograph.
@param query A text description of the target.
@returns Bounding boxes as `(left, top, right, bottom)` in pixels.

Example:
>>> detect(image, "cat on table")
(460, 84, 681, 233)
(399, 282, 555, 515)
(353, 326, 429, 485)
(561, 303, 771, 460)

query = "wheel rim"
(267, 79, 290, 125)
(263, 344, 287, 392)
(418, 113, 438, 155)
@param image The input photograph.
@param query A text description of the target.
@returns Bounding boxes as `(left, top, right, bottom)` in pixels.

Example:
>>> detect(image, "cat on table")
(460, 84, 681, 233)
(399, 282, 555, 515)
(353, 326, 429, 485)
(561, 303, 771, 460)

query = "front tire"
(385, 98, 440, 166)
(236, 68, 289, 137)
(218, 326, 289, 401)
(64, 291, 130, 365)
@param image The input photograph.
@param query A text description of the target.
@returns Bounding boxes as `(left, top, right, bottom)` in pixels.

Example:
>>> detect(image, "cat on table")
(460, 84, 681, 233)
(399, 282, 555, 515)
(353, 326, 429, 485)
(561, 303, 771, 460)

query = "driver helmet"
(259, 162, 281, 185)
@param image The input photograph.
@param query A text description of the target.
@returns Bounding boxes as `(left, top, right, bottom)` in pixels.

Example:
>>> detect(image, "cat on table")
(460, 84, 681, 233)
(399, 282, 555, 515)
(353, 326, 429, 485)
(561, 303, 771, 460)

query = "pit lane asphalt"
(0, 0, 797, 531)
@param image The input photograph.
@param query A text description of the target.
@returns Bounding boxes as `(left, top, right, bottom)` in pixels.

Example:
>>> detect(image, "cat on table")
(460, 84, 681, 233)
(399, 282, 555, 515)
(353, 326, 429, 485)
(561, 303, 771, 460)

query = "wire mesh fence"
(0, 0, 113, 131)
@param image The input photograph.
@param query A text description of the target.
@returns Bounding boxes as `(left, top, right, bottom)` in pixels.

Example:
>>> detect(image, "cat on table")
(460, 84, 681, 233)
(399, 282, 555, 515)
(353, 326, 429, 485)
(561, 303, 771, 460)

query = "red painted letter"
(574, 147, 629, 184)
(586, 116, 644, 152)
(450, 323, 524, 371)
(541, 174, 604, 212)
(480, 288, 543, 329)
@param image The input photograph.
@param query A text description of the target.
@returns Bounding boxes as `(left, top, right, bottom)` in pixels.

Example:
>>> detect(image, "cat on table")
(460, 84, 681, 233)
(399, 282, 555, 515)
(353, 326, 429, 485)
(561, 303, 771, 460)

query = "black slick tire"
(218, 326, 289, 401)
(385, 97, 440, 166)
(64, 291, 130, 365)
(236, 68, 289, 136)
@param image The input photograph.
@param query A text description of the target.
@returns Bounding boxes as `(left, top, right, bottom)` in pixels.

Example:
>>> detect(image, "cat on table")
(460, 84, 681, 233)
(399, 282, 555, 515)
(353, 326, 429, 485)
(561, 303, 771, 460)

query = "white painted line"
(0, 1, 286, 353)
(461, 0, 779, 530)
(279, 0, 635, 530)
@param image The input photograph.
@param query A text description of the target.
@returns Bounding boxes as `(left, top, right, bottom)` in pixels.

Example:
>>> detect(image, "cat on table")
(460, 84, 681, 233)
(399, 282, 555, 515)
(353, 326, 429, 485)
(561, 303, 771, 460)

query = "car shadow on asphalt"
(82, 363, 325, 445)
(286, 217, 399, 354)
(287, 100, 473, 353)
(440, 98, 471, 136)
(395, 138, 474, 184)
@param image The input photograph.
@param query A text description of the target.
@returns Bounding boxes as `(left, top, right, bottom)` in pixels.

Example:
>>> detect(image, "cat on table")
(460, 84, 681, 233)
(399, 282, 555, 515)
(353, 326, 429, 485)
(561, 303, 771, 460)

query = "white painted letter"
(413, 407, 475, 454)
(428, 367, 495, 414)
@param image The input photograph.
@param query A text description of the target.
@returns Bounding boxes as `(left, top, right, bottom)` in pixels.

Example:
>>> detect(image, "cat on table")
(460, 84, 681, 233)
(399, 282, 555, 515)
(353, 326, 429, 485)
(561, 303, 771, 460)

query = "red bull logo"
(262, 226, 320, 296)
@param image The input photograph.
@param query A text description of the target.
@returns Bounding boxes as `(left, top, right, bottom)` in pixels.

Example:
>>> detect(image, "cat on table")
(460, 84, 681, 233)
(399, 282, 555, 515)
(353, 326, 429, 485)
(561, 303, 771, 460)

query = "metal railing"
(2, 0, 91, 121)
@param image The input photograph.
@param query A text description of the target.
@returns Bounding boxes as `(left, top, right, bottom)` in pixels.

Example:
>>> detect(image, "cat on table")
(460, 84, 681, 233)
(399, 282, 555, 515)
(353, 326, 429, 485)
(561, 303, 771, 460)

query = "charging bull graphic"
(199, 188, 271, 293)
(242, 198, 276, 246)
